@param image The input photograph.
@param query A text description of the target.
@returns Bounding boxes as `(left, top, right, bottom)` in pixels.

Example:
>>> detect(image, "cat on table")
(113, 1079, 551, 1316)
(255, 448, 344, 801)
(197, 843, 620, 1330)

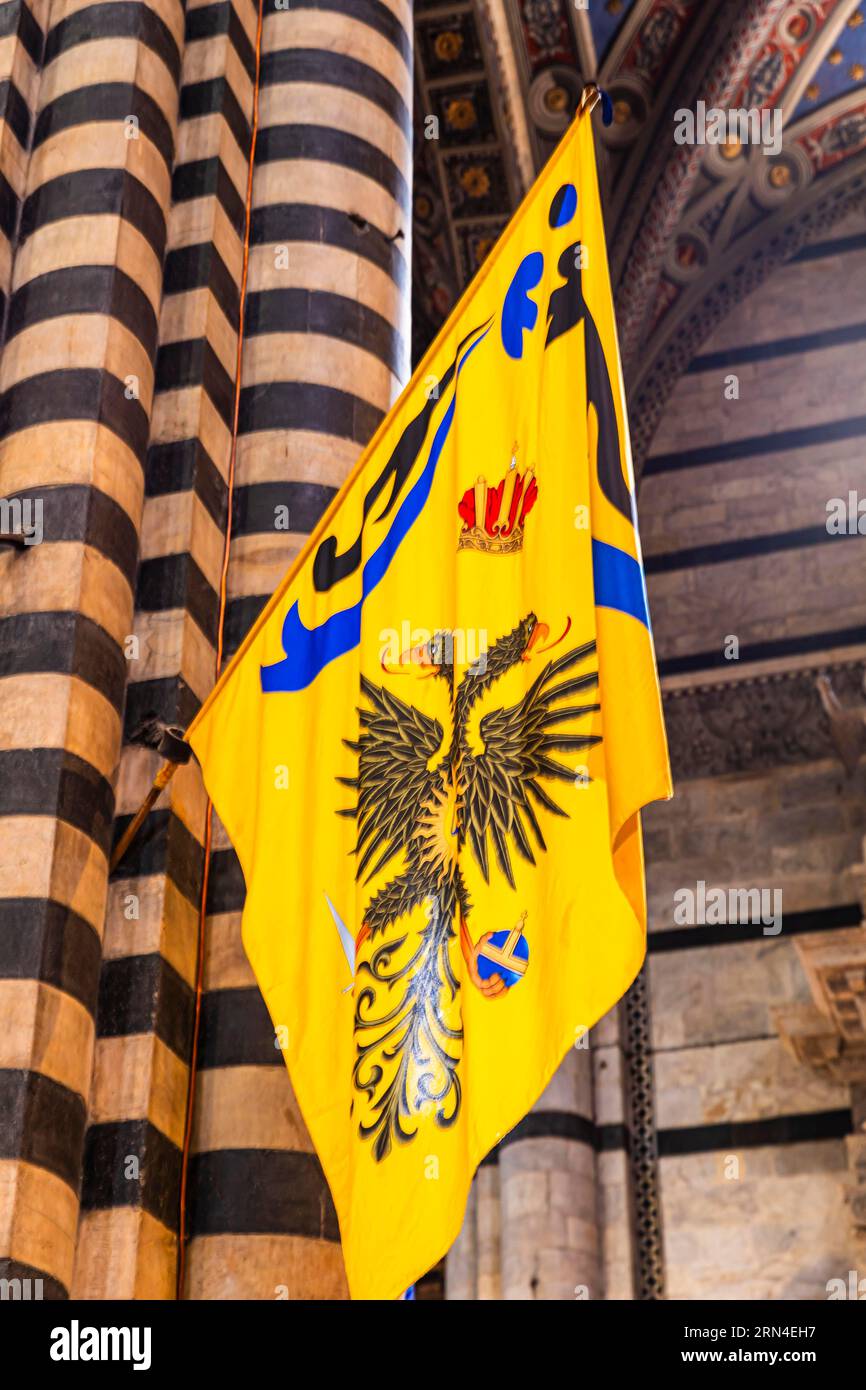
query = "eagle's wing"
(463, 640, 600, 887)
(337, 675, 445, 882)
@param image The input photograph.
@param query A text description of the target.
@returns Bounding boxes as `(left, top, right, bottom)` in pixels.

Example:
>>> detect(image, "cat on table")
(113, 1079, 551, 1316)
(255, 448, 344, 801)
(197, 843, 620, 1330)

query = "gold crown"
(457, 445, 538, 554)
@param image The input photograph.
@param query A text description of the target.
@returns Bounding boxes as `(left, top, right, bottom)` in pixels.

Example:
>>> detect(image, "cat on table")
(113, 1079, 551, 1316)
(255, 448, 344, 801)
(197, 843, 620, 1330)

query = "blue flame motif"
(260, 325, 491, 693)
(591, 539, 649, 628)
(501, 251, 543, 359)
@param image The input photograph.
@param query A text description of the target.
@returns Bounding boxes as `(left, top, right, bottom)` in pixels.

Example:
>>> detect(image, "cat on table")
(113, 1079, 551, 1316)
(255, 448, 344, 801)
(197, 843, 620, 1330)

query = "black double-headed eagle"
(337, 614, 600, 1160)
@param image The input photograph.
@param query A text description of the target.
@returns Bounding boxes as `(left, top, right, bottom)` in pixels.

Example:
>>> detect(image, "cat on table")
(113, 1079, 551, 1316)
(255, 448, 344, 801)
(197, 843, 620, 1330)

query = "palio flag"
(186, 105, 672, 1299)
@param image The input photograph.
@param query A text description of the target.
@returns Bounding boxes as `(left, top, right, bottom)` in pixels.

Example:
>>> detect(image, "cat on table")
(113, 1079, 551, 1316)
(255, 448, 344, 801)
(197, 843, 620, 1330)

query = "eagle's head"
(482, 611, 550, 679)
(380, 629, 455, 681)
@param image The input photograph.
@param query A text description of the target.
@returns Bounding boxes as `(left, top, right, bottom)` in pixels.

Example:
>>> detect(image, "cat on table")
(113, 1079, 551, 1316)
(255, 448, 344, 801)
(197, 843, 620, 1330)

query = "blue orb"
(476, 929, 529, 989)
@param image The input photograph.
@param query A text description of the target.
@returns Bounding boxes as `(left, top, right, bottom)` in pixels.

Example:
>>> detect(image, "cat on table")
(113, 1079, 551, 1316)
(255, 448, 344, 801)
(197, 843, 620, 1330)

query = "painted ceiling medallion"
(447, 98, 477, 130)
(528, 67, 582, 133)
(523, 0, 571, 54)
(752, 145, 812, 209)
(460, 165, 491, 198)
(544, 84, 570, 113)
(670, 231, 709, 280)
(777, 5, 817, 47)
(434, 30, 463, 61)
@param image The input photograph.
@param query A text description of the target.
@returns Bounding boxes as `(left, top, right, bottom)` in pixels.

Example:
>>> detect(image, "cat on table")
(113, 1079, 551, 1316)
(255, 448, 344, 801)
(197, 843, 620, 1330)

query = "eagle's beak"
(381, 642, 441, 677)
(521, 621, 549, 660)
(522, 616, 572, 660)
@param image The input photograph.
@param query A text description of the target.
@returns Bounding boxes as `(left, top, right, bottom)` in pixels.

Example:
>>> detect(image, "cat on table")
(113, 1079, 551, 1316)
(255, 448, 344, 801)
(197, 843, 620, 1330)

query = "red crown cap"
(458, 467, 538, 541)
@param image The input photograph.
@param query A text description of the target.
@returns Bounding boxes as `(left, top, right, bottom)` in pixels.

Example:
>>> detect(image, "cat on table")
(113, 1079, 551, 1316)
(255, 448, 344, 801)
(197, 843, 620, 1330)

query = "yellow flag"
(187, 107, 672, 1300)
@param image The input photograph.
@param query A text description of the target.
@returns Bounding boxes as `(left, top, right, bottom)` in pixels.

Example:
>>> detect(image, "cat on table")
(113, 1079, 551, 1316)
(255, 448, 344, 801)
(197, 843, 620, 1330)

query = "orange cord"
(176, 0, 265, 1300)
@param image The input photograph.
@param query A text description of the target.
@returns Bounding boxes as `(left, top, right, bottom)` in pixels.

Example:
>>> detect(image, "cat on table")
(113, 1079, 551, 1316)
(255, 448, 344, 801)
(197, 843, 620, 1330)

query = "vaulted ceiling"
(412, 0, 866, 467)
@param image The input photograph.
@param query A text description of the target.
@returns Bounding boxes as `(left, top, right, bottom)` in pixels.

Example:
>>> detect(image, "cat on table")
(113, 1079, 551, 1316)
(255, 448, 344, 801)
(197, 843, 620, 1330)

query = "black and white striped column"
(0, 0, 44, 320)
(0, 0, 184, 1297)
(72, 0, 259, 1298)
(185, 0, 412, 1299)
(497, 1048, 601, 1299)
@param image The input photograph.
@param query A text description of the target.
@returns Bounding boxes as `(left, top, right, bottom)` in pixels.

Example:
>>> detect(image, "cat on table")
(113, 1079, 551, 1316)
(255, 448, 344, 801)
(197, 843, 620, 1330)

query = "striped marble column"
(72, 0, 259, 1299)
(184, 0, 412, 1299)
(475, 1162, 502, 1300)
(593, 1003, 636, 1299)
(0, 1, 46, 319)
(0, 0, 184, 1296)
(444, 1178, 477, 1300)
(445, 1161, 502, 1301)
(498, 1047, 601, 1300)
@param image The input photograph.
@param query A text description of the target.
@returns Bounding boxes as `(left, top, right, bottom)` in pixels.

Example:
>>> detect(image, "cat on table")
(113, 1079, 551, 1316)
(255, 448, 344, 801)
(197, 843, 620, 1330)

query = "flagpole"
(110, 81, 611, 872)
(109, 725, 192, 873)
(579, 82, 602, 115)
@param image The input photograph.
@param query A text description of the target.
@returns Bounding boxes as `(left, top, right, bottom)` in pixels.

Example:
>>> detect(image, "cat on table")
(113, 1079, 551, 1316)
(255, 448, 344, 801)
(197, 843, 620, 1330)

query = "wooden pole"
(109, 726, 192, 873)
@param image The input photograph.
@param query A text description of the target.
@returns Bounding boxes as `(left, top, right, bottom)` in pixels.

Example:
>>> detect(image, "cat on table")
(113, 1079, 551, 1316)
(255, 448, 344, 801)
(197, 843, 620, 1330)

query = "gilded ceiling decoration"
(412, 0, 866, 466)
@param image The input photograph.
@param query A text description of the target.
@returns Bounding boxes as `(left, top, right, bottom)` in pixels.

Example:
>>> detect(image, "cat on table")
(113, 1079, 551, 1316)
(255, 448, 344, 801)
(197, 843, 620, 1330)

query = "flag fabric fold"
(187, 107, 672, 1300)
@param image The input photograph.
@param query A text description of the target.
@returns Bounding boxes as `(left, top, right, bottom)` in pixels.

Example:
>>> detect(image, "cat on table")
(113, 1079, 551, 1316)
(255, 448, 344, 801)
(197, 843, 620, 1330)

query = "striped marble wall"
(0, 0, 184, 1296)
(640, 217, 866, 1300)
